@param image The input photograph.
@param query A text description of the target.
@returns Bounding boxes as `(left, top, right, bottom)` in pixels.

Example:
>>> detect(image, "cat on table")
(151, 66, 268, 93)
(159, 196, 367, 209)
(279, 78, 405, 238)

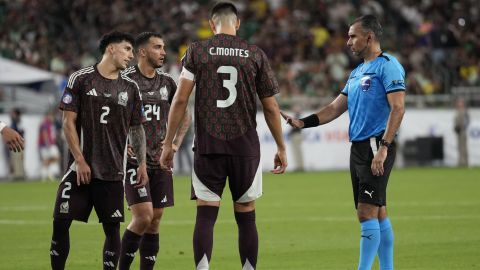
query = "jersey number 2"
(217, 66, 238, 108)
(100, 106, 110, 124)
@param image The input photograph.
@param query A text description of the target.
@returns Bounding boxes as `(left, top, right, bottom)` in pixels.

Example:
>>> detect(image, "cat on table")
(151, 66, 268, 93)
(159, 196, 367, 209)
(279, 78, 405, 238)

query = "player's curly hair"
(98, 30, 135, 54)
(351, 15, 383, 40)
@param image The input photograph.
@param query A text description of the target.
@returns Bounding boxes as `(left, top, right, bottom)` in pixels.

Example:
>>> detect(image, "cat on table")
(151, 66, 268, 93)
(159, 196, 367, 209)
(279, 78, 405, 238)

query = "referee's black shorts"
(349, 135, 396, 208)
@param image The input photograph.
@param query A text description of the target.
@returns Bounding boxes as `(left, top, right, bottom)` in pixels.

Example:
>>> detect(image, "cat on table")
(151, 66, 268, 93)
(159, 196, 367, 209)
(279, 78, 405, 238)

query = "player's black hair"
(351, 15, 383, 39)
(98, 30, 135, 54)
(135, 32, 163, 50)
(210, 1, 238, 19)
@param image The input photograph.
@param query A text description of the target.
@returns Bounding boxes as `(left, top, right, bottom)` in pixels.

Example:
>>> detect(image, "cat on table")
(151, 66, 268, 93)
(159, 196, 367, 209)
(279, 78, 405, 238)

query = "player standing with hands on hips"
(282, 15, 405, 270)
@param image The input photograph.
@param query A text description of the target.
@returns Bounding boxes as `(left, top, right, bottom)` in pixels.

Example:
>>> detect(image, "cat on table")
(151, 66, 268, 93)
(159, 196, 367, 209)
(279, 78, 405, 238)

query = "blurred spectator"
(454, 98, 469, 167)
(176, 124, 193, 175)
(5, 108, 25, 180)
(288, 107, 304, 172)
(0, 0, 479, 99)
(38, 111, 60, 181)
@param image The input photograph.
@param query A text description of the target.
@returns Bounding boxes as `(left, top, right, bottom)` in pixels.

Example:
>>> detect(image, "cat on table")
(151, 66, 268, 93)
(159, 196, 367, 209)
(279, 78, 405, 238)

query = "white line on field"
(0, 214, 479, 226)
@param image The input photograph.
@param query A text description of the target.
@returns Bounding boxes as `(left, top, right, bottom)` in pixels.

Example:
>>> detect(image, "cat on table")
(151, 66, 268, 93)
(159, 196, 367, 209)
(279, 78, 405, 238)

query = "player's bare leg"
(234, 201, 257, 270)
(119, 202, 153, 270)
(193, 199, 220, 270)
(139, 207, 164, 270)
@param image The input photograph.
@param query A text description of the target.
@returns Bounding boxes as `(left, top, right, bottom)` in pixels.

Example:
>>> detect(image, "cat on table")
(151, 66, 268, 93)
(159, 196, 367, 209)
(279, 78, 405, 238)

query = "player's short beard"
(147, 55, 163, 69)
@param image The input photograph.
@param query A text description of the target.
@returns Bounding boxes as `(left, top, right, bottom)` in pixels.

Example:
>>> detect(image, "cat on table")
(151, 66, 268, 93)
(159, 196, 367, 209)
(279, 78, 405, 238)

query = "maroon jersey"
(122, 65, 177, 169)
(59, 65, 144, 181)
(182, 33, 279, 156)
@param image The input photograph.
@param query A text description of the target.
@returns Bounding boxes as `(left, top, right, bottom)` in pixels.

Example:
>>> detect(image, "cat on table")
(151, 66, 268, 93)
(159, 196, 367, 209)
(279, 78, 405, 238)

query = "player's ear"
(208, 19, 217, 34)
(107, 44, 115, 55)
(236, 19, 241, 30)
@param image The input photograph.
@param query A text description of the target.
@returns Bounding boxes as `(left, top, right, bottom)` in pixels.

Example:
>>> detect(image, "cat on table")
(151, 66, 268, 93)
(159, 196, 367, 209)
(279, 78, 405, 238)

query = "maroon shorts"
(124, 163, 174, 208)
(53, 170, 124, 223)
(191, 153, 262, 202)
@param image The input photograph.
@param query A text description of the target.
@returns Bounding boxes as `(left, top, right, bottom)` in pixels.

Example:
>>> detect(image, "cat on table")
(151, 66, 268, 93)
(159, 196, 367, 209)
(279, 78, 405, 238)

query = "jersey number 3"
(217, 66, 237, 108)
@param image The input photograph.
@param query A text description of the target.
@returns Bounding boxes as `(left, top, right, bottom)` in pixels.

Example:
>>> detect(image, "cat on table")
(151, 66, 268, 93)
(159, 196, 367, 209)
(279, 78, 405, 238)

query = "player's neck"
(215, 26, 237, 36)
(138, 61, 156, 79)
(97, 58, 119, 80)
(363, 45, 382, 63)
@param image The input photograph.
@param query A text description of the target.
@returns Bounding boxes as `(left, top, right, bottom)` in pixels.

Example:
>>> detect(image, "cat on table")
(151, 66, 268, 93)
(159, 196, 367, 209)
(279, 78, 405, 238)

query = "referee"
(282, 15, 405, 270)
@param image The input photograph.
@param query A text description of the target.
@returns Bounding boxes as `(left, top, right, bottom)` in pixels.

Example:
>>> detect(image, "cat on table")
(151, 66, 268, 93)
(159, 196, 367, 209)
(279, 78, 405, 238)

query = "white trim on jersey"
(236, 160, 263, 203)
(122, 138, 129, 182)
(61, 168, 73, 182)
(180, 67, 195, 81)
(192, 169, 221, 202)
(155, 69, 177, 84)
(121, 66, 136, 76)
(67, 66, 94, 89)
(121, 73, 140, 90)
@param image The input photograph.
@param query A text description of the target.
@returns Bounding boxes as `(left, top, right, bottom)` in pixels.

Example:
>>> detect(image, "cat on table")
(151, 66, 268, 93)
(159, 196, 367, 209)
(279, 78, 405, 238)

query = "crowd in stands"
(1, 0, 479, 99)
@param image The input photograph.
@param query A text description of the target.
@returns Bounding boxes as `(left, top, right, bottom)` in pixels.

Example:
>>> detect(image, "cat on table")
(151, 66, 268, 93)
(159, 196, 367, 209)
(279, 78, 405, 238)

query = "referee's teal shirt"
(341, 52, 406, 142)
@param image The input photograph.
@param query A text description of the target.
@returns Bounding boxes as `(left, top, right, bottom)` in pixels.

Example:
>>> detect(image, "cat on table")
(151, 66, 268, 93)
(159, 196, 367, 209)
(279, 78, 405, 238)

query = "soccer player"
(118, 32, 191, 270)
(0, 121, 24, 152)
(50, 31, 148, 270)
(282, 15, 405, 270)
(160, 2, 287, 270)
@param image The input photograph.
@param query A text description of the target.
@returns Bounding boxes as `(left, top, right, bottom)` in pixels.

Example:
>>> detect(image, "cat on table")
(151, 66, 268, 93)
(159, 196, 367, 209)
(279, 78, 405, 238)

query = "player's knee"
(234, 201, 255, 212)
(134, 212, 153, 229)
(356, 203, 379, 221)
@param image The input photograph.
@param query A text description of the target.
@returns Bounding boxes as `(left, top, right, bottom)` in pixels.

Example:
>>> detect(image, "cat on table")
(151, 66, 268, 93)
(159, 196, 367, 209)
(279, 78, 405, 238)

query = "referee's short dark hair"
(351, 15, 383, 39)
(99, 30, 135, 54)
(135, 32, 163, 50)
(210, 1, 238, 19)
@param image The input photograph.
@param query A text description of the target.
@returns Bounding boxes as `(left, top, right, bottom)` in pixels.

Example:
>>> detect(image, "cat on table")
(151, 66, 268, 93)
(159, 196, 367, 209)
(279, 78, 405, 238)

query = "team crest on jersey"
(118, 91, 128, 106)
(62, 93, 73, 104)
(138, 187, 148, 198)
(60, 201, 69, 213)
(159, 86, 168, 100)
(360, 76, 372, 91)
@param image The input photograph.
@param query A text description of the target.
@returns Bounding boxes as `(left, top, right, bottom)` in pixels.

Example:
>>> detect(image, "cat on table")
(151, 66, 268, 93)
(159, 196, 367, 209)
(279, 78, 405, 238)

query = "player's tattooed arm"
(129, 124, 146, 165)
(129, 124, 148, 187)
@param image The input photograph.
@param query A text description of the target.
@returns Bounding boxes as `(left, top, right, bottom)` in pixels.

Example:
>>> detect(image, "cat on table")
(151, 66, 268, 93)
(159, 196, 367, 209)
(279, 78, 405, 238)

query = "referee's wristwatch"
(379, 139, 391, 148)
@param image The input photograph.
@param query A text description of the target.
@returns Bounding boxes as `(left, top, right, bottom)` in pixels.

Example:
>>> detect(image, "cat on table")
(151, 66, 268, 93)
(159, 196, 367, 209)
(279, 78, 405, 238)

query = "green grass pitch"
(0, 167, 479, 269)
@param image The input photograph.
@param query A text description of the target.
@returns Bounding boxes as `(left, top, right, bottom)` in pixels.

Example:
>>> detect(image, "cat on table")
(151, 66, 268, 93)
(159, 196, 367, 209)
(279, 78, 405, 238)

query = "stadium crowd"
(1, 0, 479, 98)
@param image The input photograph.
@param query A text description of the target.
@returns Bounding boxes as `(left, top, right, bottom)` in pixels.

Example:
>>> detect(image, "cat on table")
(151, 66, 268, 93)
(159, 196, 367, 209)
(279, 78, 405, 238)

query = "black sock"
(119, 229, 142, 270)
(50, 219, 72, 270)
(102, 222, 121, 270)
(235, 210, 258, 269)
(193, 206, 219, 269)
(139, 233, 159, 270)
